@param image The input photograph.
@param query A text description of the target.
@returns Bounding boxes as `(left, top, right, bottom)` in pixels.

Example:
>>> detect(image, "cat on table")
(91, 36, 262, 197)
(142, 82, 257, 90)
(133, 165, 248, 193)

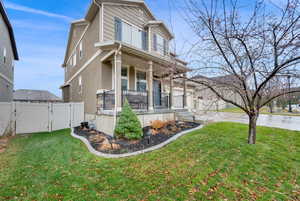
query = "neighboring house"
(191, 75, 242, 111)
(0, 0, 19, 102)
(14, 89, 62, 103)
(61, 0, 189, 135)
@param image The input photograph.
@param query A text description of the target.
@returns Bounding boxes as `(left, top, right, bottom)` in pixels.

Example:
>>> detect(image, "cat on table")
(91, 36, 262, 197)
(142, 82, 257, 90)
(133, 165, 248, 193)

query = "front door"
(153, 80, 161, 107)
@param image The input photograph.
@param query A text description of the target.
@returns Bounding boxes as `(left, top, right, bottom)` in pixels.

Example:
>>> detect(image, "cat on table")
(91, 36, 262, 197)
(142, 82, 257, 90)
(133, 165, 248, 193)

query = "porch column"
(147, 61, 154, 111)
(113, 51, 122, 111)
(170, 71, 174, 109)
(183, 73, 188, 109)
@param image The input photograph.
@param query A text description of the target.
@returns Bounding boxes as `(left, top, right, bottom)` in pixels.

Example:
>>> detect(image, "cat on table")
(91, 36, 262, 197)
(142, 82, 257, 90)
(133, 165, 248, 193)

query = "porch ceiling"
(95, 41, 190, 76)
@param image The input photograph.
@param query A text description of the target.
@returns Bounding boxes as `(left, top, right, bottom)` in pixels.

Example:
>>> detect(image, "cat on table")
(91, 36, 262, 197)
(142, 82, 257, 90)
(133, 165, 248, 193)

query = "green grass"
(219, 107, 300, 116)
(0, 123, 299, 201)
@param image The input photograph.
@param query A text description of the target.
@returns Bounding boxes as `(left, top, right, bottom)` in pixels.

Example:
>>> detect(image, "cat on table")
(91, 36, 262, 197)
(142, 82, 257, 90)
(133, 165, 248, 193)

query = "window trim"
(154, 33, 167, 55)
(79, 42, 83, 59)
(115, 17, 146, 50)
(121, 65, 130, 91)
(73, 53, 77, 66)
(3, 48, 6, 64)
(78, 75, 83, 94)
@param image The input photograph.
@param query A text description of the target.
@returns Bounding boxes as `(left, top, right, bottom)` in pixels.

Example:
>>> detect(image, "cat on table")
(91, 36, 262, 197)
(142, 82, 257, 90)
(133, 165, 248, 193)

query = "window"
(136, 71, 147, 92)
(3, 48, 6, 63)
(78, 76, 82, 94)
(132, 27, 142, 49)
(68, 57, 72, 68)
(78, 76, 82, 86)
(153, 34, 168, 55)
(79, 42, 83, 59)
(73, 53, 77, 66)
(122, 22, 132, 45)
(121, 67, 128, 91)
(115, 17, 147, 50)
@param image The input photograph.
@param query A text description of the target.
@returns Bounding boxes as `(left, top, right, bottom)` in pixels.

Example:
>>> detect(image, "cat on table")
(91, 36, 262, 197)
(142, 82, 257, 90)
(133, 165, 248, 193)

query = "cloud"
(11, 19, 65, 31)
(5, 2, 74, 22)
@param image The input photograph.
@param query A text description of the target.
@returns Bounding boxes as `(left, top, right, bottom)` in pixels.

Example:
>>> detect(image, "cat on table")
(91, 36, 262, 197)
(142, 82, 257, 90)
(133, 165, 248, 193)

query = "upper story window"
(153, 34, 168, 56)
(78, 75, 83, 94)
(73, 53, 77, 66)
(68, 57, 72, 68)
(79, 42, 83, 59)
(3, 48, 7, 64)
(115, 17, 148, 51)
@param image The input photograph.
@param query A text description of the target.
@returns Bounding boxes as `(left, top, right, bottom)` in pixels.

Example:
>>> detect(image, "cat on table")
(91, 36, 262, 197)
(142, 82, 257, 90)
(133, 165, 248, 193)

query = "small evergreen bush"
(114, 100, 143, 140)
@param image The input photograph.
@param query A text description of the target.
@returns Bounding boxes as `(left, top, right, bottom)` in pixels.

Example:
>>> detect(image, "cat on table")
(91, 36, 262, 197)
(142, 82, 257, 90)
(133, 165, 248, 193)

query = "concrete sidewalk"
(195, 112, 300, 131)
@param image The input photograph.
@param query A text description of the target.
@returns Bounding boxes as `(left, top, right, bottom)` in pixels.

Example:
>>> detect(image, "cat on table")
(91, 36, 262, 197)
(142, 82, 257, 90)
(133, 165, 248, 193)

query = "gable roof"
(86, 0, 173, 37)
(14, 89, 62, 102)
(0, 0, 18, 60)
(62, 0, 174, 67)
(145, 21, 174, 39)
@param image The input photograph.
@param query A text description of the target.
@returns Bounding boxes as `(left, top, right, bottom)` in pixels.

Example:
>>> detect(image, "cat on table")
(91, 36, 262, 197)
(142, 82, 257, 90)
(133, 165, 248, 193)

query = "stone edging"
(71, 125, 203, 158)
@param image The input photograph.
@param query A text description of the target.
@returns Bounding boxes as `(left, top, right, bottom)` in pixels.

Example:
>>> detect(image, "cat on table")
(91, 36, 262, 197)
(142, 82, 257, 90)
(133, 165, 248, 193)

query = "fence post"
(48, 103, 52, 132)
(69, 103, 73, 128)
(12, 102, 16, 136)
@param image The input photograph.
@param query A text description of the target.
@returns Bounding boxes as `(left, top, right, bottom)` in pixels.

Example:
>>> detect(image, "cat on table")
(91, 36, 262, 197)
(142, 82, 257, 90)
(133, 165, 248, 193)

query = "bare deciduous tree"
(183, 0, 300, 144)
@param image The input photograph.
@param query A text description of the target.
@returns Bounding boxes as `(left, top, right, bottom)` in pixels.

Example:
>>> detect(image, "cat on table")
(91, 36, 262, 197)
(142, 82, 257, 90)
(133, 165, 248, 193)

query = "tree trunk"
(268, 103, 273, 113)
(248, 114, 258, 144)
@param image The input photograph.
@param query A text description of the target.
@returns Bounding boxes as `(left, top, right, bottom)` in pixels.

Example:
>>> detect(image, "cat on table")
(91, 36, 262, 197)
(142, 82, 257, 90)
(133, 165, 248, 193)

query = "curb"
(71, 125, 203, 158)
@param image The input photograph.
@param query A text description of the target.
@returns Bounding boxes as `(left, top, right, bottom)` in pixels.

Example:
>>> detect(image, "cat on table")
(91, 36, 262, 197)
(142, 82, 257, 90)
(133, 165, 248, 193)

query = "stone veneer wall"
(92, 112, 176, 136)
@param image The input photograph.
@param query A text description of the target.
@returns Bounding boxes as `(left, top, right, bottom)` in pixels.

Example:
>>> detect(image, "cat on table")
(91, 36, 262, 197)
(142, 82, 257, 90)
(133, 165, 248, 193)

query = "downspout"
(113, 43, 122, 134)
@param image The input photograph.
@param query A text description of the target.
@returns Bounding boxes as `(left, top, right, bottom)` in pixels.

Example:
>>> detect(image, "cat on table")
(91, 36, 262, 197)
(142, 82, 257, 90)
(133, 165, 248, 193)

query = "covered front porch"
(96, 43, 189, 113)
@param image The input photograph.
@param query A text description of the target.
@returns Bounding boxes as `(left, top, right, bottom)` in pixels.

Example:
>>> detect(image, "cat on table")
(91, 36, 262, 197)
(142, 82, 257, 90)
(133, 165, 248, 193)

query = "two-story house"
(61, 0, 190, 135)
(0, 0, 18, 102)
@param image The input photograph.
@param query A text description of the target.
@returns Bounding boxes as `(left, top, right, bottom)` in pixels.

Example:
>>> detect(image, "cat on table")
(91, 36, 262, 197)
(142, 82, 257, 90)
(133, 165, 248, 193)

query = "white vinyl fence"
(0, 102, 84, 136)
(0, 103, 14, 136)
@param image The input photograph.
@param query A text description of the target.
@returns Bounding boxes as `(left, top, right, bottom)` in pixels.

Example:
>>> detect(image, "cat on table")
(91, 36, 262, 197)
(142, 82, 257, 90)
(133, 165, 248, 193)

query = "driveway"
(195, 112, 300, 131)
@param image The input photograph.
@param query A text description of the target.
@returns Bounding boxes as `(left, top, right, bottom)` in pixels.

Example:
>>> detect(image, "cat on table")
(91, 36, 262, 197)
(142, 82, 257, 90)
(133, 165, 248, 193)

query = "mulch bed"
(74, 121, 200, 154)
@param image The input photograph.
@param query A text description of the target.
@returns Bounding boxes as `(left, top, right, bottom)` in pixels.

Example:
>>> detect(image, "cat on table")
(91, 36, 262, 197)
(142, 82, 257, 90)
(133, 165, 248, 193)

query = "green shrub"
(114, 100, 143, 140)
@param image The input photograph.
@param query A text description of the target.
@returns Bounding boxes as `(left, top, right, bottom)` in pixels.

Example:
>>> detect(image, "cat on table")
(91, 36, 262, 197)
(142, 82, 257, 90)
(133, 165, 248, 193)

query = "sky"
(3, 0, 194, 97)
(3, 0, 287, 97)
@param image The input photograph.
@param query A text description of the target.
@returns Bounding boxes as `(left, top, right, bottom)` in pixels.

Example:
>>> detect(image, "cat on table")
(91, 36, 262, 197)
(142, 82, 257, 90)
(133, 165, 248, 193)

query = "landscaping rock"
(89, 135, 106, 143)
(98, 139, 112, 150)
(74, 121, 200, 154)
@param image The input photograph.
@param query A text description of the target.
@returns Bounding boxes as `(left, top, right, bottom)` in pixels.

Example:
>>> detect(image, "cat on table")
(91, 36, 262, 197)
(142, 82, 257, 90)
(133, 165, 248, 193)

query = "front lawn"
(219, 107, 300, 116)
(0, 122, 299, 200)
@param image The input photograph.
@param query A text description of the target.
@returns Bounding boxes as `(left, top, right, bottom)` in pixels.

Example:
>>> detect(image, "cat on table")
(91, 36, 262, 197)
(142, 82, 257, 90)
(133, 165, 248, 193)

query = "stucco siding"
(0, 14, 14, 102)
(66, 24, 87, 63)
(0, 78, 12, 102)
(129, 66, 135, 90)
(101, 62, 112, 90)
(69, 57, 101, 114)
(103, 4, 152, 41)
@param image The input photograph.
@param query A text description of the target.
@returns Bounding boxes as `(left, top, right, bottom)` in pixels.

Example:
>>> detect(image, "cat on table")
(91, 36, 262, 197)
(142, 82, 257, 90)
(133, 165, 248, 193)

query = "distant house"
(13, 90, 62, 103)
(191, 75, 243, 111)
(0, 0, 19, 102)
